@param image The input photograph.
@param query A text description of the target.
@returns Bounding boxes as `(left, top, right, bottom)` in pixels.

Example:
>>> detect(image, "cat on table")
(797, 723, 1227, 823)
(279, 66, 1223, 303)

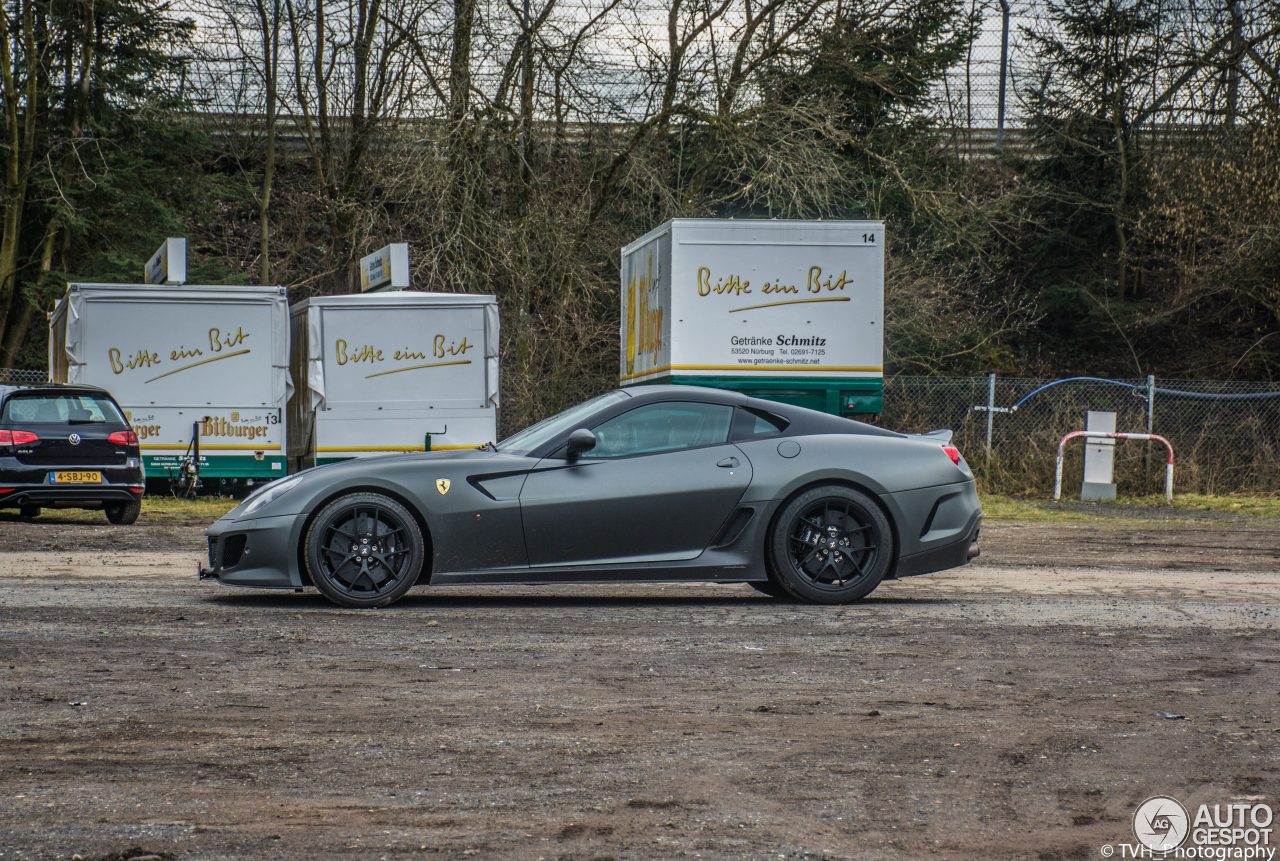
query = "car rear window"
(2, 393, 127, 425)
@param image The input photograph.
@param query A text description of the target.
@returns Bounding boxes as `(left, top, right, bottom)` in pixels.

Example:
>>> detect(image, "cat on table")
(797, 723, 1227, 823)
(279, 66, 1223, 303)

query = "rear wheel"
(304, 493, 424, 608)
(768, 486, 893, 604)
(105, 500, 141, 525)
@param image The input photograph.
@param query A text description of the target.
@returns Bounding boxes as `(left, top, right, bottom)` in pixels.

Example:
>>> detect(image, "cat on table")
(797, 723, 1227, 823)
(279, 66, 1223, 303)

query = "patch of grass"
(1125, 493, 1280, 519)
(979, 495, 1097, 522)
(30, 495, 239, 525)
(138, 496, 240, 524)
(980, 492, 1280, 523)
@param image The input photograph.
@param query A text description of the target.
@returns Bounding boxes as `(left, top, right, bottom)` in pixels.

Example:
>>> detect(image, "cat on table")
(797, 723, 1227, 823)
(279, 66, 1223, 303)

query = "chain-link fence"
(883, 375, 1280, 496)
(171, 0, 1279, 137)
(0, 368, 48, 386)
(6, 365, 1277, 494)
(939, 0, 1279, 135)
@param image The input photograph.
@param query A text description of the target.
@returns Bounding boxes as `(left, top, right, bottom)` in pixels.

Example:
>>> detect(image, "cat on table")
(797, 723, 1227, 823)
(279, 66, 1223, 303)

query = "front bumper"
(201, 513, 304, 588)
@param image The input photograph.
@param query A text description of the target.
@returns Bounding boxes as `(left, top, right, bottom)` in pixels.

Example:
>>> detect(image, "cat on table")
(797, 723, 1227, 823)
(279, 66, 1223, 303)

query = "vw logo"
(67, 433, 81, 446)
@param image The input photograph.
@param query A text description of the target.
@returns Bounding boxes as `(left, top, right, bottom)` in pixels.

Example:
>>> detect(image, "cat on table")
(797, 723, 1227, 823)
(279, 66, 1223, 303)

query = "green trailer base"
(638, 375, 883, 416)
(144, 453, 288, 481)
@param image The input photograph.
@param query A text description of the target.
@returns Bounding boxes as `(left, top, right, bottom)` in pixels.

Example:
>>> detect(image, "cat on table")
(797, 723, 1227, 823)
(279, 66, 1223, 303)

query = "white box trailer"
(620, 219, 884, 414)
(49, 283, 292, 482)
(288, 291, 499, 467)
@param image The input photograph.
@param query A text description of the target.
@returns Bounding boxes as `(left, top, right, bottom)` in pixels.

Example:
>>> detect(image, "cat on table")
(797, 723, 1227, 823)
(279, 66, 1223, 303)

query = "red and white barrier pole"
(1053, 431, 1175, 503)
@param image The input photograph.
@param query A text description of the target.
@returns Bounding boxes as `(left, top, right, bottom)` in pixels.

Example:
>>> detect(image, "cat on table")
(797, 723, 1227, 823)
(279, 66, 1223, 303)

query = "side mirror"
(565, 428, 597, 460)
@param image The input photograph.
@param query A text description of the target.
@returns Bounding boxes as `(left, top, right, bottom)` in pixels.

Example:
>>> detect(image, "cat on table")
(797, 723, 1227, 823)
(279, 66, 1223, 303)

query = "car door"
(519, 401, 752, 567)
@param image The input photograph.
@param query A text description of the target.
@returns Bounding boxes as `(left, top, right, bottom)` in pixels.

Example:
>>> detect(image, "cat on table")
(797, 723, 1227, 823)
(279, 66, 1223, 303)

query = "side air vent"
(712, 507, 755, 548)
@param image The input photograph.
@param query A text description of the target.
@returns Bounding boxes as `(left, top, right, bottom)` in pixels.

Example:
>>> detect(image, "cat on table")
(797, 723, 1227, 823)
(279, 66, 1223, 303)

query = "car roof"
(616, 384, 902, 438)
(0, 382, 115, 402)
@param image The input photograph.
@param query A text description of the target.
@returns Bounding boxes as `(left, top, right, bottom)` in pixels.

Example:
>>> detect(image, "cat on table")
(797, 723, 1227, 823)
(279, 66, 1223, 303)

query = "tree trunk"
(1113, 97, 1129, 302)
(448, 0, 475, 129)
(256, 0, 281, 284)
(0, 0, 40, 344)
(0, 225, 55, 365)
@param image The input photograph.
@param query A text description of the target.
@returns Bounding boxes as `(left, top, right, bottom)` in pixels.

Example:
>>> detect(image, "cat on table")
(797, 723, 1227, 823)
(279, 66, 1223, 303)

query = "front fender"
(216, 453, 531, 578)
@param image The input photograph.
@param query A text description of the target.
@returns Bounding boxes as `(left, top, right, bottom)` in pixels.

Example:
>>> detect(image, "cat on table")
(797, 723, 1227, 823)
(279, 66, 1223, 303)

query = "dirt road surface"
(1, 509, 1278, 860)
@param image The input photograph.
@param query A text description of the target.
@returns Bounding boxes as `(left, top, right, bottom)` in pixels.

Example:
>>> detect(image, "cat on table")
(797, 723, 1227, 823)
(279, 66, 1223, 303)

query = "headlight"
(239, 474, 304, 516)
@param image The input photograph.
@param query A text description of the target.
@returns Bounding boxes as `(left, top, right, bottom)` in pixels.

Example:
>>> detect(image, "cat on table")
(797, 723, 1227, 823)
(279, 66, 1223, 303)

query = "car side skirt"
(430, 562, 758, 586)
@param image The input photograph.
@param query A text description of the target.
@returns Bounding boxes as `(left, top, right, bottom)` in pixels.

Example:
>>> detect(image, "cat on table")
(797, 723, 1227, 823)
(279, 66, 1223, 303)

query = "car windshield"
(1, 393, 127, 425)
(496, 391, 629, 455)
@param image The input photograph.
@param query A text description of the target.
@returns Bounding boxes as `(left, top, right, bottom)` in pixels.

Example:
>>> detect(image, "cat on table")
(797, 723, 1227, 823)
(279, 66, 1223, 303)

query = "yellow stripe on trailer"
(618, 363, 883, 383)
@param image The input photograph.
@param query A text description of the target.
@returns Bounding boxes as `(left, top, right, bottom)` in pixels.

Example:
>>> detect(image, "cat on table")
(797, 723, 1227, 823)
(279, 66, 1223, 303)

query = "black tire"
(767, 485, 893, 604)
(105, 500, 141, 525)
(304, 492, 425, 608)
(748, 579, 791, 599)
(18, 505, 40, 520)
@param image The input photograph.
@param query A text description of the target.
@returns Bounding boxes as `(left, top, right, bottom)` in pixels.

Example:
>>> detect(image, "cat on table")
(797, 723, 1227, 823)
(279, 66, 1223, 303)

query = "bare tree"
(255, 0, 285, 283)
(0, 0, 40, 349)
(281, 0, 422, 289)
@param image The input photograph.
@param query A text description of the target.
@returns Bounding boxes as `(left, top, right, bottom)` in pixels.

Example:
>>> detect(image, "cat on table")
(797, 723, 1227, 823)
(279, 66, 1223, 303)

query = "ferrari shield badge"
(435, 478, 451, 495)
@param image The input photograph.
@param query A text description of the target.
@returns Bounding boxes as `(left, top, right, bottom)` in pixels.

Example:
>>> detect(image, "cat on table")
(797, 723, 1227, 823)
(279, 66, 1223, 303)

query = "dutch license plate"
(51, 471, 103, 484)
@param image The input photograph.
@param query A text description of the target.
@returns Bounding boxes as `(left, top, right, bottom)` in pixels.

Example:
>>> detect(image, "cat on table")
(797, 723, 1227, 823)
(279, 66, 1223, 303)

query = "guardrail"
(1054, 431, 1175, 503)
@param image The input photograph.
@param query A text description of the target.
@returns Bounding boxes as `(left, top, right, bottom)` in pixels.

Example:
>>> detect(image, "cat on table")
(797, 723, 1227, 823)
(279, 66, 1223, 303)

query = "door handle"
(717, 456, 739, 468)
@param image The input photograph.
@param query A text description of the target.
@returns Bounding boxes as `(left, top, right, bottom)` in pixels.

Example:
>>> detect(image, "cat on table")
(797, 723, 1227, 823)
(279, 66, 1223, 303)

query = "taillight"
(108, 430, 139, 446)
(942, 444, 962, 465)
(0, 429, 39, 445)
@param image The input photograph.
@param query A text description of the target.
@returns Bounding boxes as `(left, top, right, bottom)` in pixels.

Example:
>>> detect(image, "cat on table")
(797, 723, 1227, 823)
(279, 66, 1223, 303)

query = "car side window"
(731, 407, 790, 441)
(589, 402, 734, 458)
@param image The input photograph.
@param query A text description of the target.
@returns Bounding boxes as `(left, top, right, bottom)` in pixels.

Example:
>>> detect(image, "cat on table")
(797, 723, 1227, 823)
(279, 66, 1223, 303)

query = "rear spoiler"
(913, 429, 954, 444)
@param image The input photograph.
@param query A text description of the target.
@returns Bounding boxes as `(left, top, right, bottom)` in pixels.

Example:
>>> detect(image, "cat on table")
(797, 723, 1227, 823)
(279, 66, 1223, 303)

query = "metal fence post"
(1145, 374, 1155, 483)
(995, 0, 1012, 153)
(986, 373, 997, 453)
(1147, 374, 1155, 434)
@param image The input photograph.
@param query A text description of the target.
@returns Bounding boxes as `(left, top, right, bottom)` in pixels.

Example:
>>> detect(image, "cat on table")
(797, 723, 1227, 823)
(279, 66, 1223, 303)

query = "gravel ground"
(0, 511, 1277, 860)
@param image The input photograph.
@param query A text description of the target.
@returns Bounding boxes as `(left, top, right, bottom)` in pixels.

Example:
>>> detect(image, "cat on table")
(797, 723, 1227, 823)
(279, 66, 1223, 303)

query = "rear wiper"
(67, 419, 105, 424)
(479, 441, 498, 452)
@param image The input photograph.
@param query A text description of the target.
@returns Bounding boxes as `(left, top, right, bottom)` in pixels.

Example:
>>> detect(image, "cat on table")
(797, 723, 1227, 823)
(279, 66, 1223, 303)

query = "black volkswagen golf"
(0, 384, 145, 523)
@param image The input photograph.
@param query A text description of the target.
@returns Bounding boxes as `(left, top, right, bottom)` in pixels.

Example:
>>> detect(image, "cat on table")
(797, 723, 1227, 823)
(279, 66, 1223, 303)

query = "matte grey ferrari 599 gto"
(200, 386, 981, 608)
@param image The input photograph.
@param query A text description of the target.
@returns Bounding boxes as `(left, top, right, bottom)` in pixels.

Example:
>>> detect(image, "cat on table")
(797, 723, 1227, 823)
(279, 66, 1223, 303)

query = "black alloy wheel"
(768, 485, 893, 604)
(304, 492, 424, 608)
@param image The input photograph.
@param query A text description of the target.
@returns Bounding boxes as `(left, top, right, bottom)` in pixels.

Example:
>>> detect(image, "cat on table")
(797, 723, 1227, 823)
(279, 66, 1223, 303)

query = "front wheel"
(304, 493, 425, 608)
(767, 486, 893, 604)
(105, 500, 141, 525)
